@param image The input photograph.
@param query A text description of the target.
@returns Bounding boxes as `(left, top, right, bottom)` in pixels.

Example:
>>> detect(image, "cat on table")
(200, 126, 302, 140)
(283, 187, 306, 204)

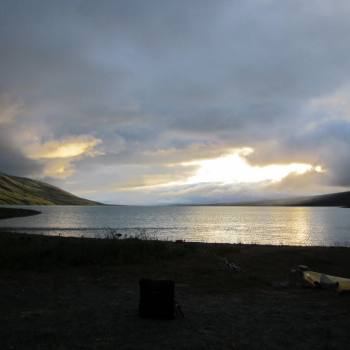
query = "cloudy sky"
(1, 0, 350, 204)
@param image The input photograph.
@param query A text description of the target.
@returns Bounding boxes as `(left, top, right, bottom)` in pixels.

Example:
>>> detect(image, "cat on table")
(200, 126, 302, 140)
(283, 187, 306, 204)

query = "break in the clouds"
(1, 0, 350, 204)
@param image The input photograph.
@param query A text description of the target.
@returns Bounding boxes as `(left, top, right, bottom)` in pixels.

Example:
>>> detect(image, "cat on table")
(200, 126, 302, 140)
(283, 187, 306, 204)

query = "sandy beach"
(0, 230, 350, 349)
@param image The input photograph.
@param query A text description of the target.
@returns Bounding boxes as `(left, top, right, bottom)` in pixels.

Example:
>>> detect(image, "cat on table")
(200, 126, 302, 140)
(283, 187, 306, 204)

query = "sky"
(1, 0, 350, 204)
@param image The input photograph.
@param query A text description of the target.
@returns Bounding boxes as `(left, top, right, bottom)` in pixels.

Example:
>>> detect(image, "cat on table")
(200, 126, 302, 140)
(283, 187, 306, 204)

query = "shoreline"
(1, 229, 350, 274)
(2, 228, 350, 247)
(2, 225, 350, 248)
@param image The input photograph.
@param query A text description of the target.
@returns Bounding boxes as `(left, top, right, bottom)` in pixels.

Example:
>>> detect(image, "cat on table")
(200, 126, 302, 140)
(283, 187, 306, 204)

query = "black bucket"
(139, 279, 175, 319)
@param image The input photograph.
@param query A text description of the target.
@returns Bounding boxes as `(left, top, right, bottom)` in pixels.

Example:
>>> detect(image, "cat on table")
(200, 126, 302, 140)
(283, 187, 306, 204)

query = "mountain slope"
(206, 191, 350, 207)
(0, 173, 101, 205)
(283, 191, 350, 207)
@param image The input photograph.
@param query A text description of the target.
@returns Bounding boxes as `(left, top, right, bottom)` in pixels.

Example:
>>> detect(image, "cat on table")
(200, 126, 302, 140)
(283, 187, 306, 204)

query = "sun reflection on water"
(281, 207, 312, 246)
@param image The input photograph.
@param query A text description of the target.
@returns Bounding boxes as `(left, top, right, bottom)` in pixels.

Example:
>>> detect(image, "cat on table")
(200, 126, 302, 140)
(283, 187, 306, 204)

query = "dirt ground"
(0, 234, 350, 349)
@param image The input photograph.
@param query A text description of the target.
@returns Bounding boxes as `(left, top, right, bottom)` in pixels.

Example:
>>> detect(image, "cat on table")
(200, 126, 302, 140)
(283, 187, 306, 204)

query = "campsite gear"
(303, 271, 350, 292)
(289, 265, 310, 287)
(139, 279, 183, 319)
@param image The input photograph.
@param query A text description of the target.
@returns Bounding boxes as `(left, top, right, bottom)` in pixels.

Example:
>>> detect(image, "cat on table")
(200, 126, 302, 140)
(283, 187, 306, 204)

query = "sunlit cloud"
(184, 148, 321, 185)
(41, 159, 75, 179)
(117, 147, 324, 192)
(315, 165, 325, 173)
(25, 135, 103, 179)
(28, 136, 102, 159)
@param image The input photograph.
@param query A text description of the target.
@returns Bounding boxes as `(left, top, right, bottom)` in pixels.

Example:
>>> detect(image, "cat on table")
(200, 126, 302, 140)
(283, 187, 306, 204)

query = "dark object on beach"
(220, 257, 241, 272)
(139, 279, 183, 319)
(289, 265, 310, 287)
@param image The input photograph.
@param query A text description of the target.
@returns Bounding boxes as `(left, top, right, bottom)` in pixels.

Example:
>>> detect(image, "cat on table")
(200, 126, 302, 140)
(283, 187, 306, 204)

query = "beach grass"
(1, 231, 350, 289)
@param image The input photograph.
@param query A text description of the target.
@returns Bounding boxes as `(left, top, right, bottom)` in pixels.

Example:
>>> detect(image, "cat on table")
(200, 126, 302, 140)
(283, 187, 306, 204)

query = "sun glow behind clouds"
(183, 148, 321, 185)
(116, 147, 324, 192)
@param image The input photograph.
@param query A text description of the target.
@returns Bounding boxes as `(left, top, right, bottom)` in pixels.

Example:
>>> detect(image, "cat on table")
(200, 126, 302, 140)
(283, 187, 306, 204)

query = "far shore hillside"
(0, 172, 101, 205)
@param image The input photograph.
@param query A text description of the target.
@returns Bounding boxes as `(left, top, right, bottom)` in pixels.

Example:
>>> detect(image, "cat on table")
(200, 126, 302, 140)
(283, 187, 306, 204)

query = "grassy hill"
(0, 172, 101, 205)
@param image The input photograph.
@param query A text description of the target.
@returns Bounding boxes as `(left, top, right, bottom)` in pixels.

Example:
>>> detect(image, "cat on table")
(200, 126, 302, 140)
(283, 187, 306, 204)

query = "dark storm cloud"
(1, 0, 350, 202)
(284, 120, 350, 187)
(0, 130, 42, 176)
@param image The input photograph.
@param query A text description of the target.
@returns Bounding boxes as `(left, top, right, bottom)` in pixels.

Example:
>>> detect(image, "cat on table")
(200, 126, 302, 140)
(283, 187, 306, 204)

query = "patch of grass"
(0, 231, 199, 270)
(2, 231, 350, 294)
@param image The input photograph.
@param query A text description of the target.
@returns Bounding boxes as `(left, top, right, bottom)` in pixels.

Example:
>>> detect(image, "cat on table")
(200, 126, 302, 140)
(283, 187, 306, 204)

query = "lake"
(1, 205, 350, 246)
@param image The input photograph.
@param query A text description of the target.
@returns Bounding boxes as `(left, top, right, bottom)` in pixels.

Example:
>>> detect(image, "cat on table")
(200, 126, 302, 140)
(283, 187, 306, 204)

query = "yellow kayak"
(303, 270, 350, 292)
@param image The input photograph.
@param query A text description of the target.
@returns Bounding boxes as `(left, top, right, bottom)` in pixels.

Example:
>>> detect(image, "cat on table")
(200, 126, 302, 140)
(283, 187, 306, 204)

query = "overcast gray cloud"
(1, 0, 350, 203)
(0, 128, 42, 176)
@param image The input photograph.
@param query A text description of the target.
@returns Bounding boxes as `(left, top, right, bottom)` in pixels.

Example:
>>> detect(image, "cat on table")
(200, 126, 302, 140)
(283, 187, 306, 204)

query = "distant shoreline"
(0, 207, 41, 220)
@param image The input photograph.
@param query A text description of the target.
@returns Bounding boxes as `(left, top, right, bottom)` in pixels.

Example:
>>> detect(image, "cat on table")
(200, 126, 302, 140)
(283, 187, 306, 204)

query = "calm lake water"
(1, 205, 350, 246)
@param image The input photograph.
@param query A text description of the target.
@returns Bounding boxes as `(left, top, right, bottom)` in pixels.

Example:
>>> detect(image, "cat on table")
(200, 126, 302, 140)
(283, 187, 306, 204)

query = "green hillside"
(0, 173, 101, 205)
